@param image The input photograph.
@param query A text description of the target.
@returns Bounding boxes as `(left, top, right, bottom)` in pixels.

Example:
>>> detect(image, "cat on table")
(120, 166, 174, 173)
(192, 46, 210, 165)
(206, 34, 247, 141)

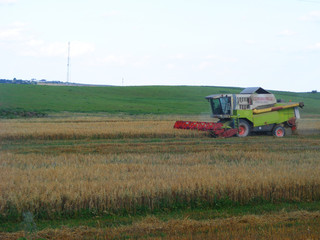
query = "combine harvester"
(174, 87, 304, 137)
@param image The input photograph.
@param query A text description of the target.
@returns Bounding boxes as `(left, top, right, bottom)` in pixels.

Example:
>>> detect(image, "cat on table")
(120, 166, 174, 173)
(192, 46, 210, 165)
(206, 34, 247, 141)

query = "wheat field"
(1, 116, 320, 215)
(1, 115, 320, 239)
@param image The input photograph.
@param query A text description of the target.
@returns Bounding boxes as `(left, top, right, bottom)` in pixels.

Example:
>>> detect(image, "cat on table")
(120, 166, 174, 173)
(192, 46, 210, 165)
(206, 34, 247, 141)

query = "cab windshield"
(210, 97, 231, 115)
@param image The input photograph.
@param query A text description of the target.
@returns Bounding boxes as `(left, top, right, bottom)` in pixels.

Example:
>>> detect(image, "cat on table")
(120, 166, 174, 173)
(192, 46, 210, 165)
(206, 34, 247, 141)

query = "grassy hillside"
(0, 84, 319, 115)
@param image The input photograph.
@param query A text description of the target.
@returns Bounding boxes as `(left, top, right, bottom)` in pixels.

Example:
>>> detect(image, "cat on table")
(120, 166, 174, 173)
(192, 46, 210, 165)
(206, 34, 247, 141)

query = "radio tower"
(67, 41, 70, 84)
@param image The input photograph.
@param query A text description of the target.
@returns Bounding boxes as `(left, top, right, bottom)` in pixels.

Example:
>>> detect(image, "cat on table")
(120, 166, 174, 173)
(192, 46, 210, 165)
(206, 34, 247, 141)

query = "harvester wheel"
(237, 120, 251, 137)
(273, 125, 285, 137)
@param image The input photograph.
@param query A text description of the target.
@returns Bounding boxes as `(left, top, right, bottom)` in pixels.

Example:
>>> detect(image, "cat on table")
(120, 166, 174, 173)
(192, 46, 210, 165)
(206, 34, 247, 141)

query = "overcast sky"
(0, 0, 319, 92)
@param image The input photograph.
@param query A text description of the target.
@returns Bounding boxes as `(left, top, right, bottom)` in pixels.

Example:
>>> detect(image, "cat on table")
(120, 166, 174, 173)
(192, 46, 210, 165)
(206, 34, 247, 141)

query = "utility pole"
(67, 41, 70, 84)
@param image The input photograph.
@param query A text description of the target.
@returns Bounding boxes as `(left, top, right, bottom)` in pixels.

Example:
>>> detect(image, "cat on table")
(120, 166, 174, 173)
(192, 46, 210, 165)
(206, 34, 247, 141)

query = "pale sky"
(0, 0, 320, 92)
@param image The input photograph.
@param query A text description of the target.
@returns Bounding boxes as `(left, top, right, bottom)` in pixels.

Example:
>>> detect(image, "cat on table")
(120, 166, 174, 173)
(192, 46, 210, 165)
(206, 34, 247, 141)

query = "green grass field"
(1, 84, 319, 115)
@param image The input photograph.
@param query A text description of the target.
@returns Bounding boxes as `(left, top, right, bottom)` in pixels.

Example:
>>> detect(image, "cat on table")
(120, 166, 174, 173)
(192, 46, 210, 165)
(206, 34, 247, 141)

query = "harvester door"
(220, 97, 231, 115)
(212, 98, 222, 114)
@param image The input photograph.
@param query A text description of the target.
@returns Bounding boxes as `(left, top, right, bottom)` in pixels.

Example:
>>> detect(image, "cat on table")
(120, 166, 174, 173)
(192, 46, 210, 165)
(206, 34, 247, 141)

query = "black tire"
(236, 119, 251, 137)
(273, 125, 285, 137)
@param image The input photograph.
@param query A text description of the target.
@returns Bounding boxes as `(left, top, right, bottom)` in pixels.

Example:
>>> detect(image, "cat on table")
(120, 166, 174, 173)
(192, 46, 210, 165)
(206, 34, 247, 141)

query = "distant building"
(0, 79, 37, 85)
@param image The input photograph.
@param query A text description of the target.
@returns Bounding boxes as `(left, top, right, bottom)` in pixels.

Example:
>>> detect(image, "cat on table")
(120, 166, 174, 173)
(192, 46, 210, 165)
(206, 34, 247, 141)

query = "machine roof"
(205, 87, 272, 99)
(240, 87, 271, 94)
